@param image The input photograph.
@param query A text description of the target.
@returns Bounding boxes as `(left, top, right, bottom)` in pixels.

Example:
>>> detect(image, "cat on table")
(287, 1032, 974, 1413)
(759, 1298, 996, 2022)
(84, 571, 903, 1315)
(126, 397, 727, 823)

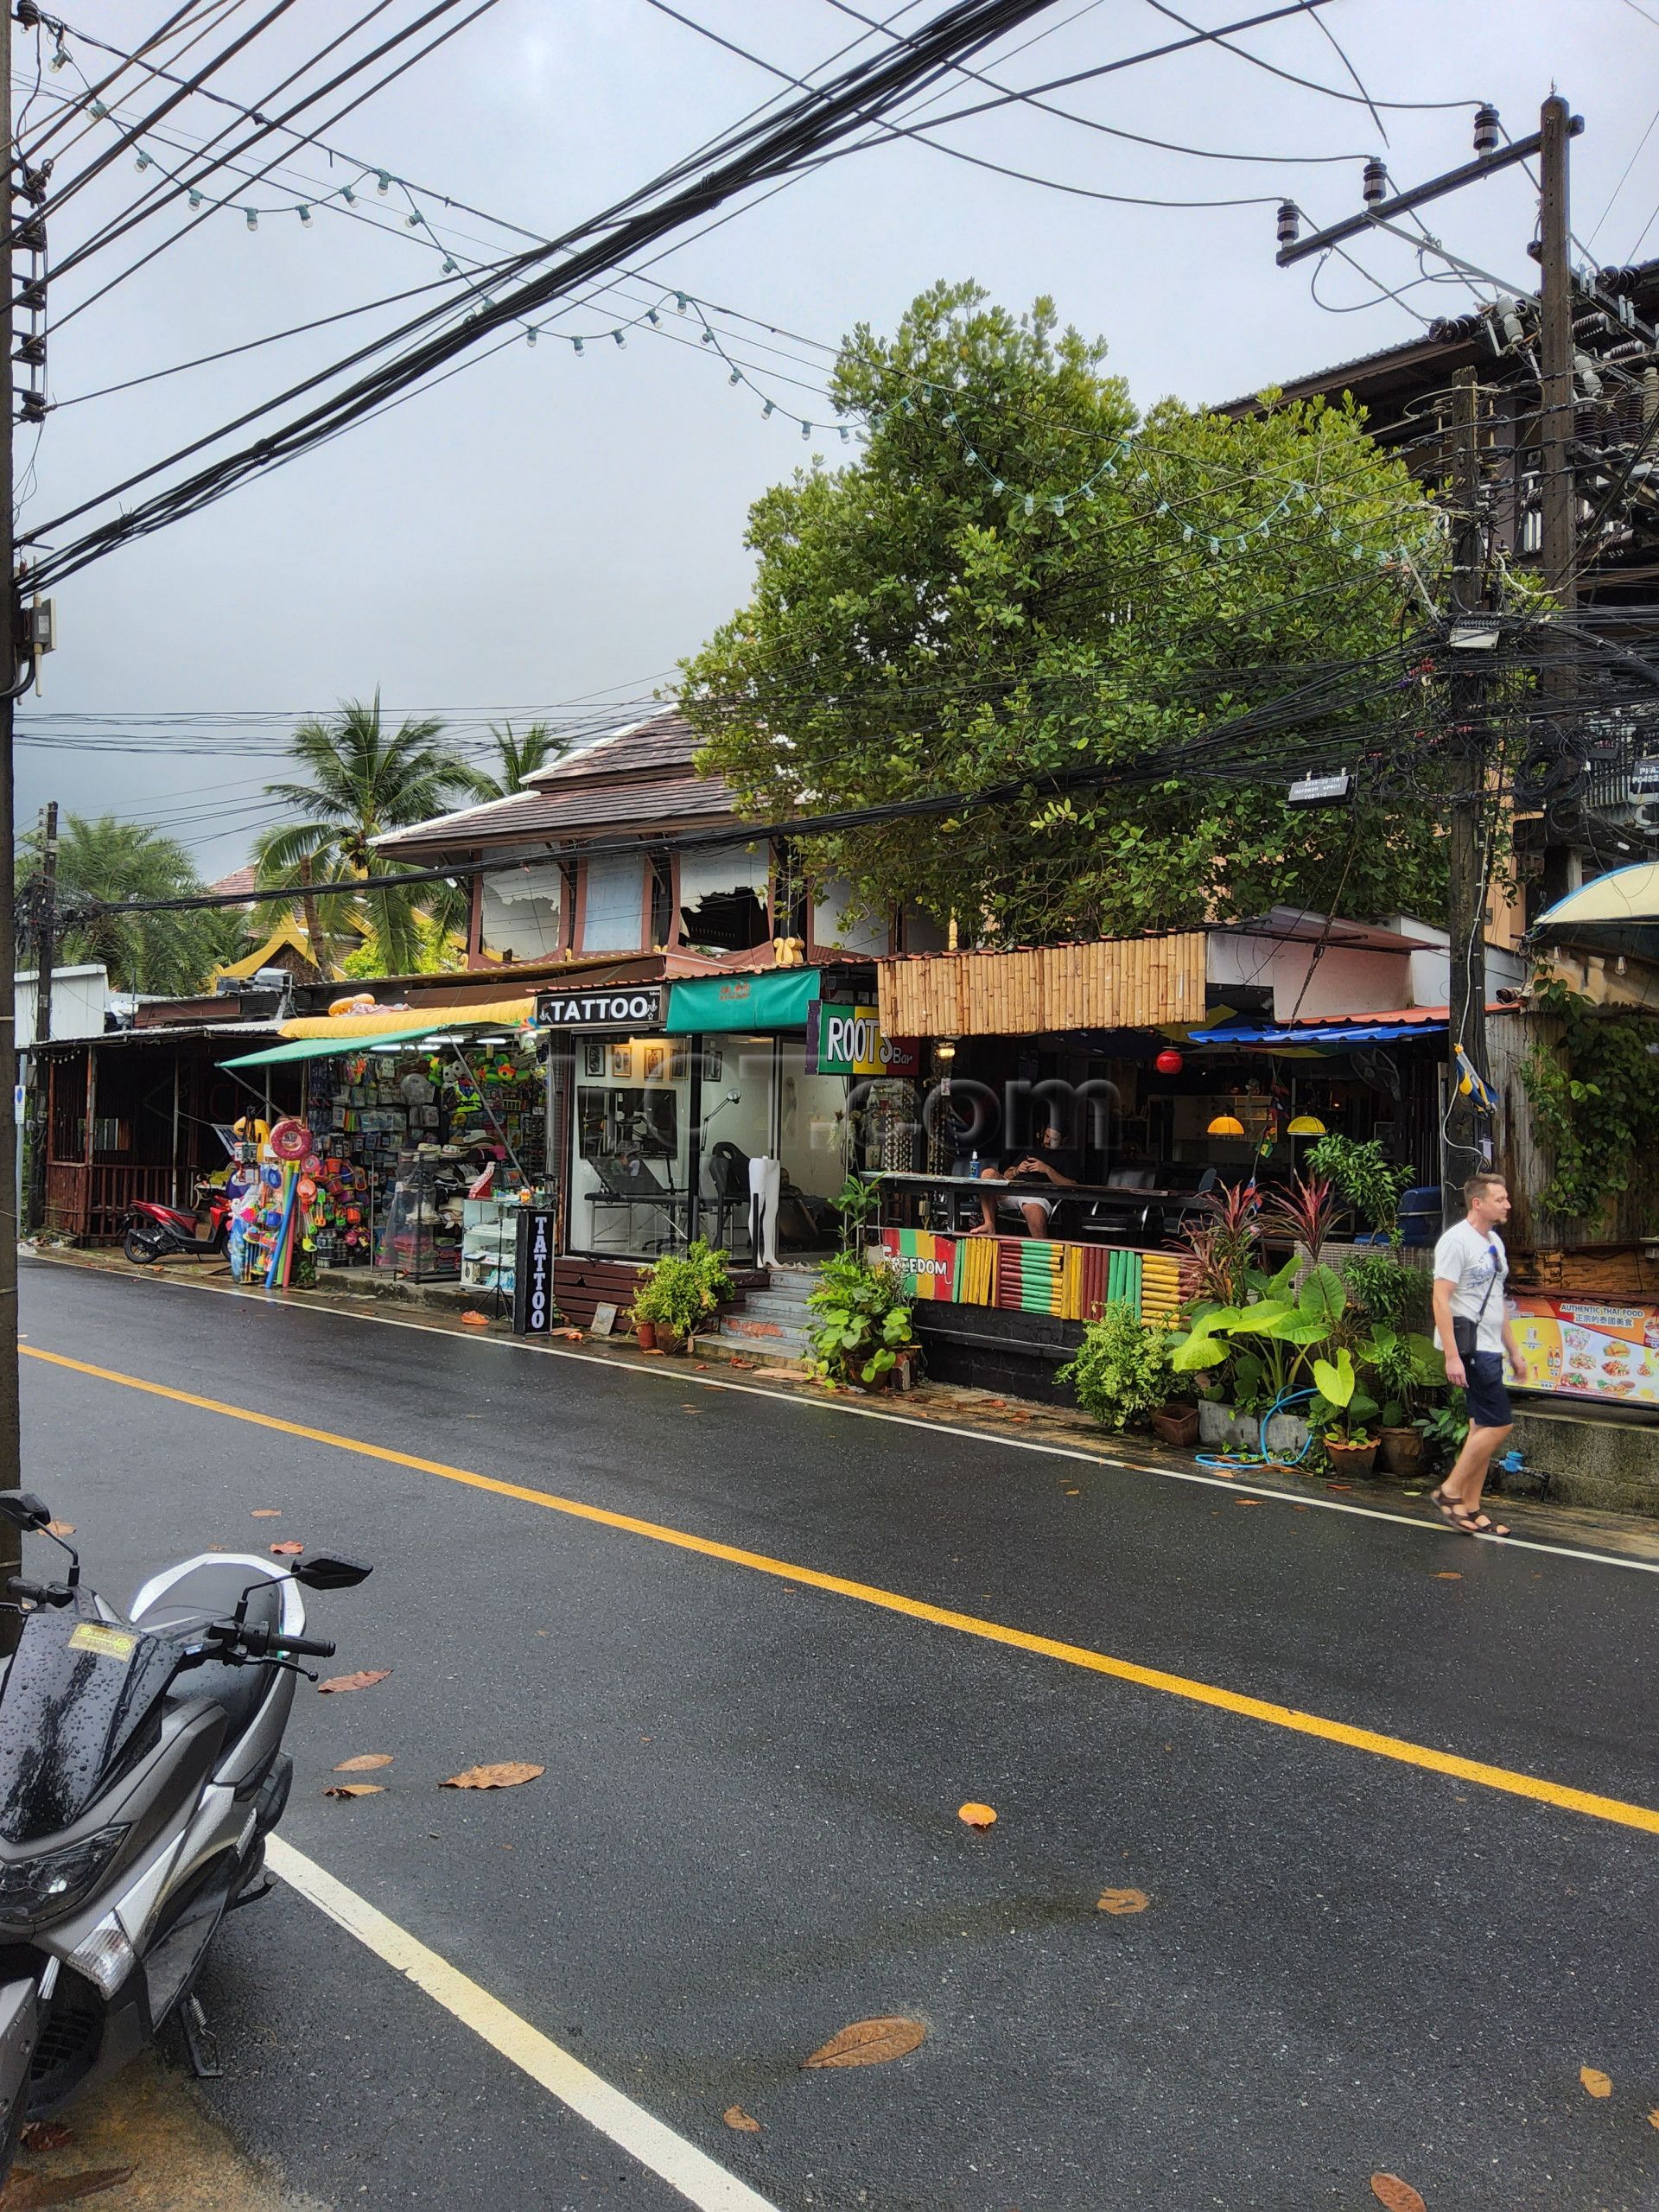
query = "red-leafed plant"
(1180, 1179, 1259, 1309)
(1259, 1172, 1341, 1270)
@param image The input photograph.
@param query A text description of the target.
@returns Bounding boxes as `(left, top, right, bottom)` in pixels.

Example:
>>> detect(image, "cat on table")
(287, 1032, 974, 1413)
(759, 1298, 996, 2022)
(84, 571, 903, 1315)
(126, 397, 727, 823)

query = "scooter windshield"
(0, 1604, 177, 1842)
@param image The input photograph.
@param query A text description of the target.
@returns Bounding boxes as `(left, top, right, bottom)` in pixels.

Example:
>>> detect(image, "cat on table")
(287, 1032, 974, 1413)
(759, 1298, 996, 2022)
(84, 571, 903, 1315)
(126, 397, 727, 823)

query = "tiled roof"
(523, 710, 701, 787)
(208, 865, 258, 899)
(376, 767, 735, 857)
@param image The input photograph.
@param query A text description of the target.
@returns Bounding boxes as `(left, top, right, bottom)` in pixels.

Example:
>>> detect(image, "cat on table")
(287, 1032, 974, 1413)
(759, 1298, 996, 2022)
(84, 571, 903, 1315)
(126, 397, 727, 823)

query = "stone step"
(755, 1269, 824, 1305)
(718, 1313, 814, 1354)
(734, 1289, 823, 1324)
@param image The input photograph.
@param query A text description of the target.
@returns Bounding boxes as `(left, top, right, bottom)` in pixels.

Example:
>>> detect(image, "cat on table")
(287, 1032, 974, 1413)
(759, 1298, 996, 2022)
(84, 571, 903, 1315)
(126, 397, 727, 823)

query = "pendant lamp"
(1206, 1112, 1245, 1136)
(1287, 1113, 1327, 1135)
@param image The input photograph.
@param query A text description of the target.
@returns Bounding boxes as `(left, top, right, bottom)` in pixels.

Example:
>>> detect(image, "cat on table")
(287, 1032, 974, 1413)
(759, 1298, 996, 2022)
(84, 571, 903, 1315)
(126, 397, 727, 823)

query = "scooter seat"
(136, 1567, 284, 1744)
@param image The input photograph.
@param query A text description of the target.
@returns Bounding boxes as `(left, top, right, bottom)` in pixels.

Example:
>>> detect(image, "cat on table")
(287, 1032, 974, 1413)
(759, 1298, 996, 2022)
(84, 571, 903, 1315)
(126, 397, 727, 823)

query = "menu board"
(1508, 1294, 1659, 1408)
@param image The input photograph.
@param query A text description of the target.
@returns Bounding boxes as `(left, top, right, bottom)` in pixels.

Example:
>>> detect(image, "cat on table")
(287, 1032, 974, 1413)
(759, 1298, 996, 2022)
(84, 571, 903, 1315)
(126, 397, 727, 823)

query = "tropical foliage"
(684, 280, 1446, 943)
(1058, 1302, 1179, 1429)
(464, 721, 567, 801)
(805, 1250, 916, 1387)
(253, 694, 476, 976)
(1520, 978, 1659, 1229)
(16, 815, 238, 995)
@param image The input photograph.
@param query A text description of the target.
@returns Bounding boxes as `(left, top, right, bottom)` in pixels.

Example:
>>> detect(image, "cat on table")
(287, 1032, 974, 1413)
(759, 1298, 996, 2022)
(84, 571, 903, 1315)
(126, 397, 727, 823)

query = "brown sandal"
(1450, 1504, 1511, 1538)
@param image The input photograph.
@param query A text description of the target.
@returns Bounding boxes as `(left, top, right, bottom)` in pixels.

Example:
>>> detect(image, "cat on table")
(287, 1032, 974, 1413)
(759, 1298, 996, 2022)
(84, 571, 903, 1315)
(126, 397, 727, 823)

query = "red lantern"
(1154, 1048, 1184, 1075)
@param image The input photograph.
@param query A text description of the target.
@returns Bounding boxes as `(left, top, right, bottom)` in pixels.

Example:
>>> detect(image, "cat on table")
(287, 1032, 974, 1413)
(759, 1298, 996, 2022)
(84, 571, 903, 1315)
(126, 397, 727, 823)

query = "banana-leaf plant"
(1169, 1260, 1349, 1410)
(1309, 1346, 1379, 1444)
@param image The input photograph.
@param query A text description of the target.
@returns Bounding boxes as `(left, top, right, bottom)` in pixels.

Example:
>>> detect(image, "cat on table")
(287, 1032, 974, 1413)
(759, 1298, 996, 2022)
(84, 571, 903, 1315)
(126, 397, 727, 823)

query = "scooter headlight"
(0, 1825, 129, 1929)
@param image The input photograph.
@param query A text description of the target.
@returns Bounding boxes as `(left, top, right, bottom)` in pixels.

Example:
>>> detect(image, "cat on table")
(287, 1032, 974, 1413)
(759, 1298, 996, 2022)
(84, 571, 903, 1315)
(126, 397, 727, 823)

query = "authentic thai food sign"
(536, 986, 664, 1030)
(809, 1001, 921, 1079)
(1508, 1294, 1659, 1408)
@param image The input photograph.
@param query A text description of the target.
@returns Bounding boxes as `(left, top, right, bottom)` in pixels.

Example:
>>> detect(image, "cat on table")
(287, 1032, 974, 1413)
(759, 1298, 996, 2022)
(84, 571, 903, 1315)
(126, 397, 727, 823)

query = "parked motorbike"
(121, 1183, 232, 1268)
(0, 1493, 370, 2182)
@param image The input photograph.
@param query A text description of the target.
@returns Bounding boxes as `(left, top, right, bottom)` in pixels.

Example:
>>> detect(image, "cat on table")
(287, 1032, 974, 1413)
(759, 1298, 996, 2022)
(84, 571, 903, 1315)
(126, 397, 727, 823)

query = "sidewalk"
(25, 1242, 1659, 1567)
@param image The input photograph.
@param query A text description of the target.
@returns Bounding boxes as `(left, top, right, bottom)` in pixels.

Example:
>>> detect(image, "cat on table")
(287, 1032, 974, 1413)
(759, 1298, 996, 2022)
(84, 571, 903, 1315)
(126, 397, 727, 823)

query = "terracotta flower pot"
(656, 1324, 684, 1355)
(634, 1319, 657, 1351)
(1324, 1437, 1379, 1479)
(1377, 1425, 1426, 1478)
(1148, 1405, 1200, 1449)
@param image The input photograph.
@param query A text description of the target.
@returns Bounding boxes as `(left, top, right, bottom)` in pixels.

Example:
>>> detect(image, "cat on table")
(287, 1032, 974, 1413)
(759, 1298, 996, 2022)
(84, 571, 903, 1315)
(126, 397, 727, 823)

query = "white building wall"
(14, 965, 109, 1050)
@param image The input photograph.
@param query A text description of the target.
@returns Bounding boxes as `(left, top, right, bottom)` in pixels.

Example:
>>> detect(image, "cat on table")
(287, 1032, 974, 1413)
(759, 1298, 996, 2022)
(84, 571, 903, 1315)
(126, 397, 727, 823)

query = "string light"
(297, 204, 312, 226)
(244, 208, 257, 232)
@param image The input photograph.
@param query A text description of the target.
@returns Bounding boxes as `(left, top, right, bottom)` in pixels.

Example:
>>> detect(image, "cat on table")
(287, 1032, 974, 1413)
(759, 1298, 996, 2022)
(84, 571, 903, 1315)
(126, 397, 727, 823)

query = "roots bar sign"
(537, 987, 664, 1029)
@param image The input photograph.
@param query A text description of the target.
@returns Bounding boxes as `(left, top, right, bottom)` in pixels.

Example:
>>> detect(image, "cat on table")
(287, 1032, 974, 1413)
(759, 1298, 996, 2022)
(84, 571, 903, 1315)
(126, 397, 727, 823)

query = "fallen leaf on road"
(1327, 1483, 1351, 1491)
(1648, 2108, 1659, 2129)
(18, 2124, 73, 2154)
(557, 1329, 584, 1340)
(1, 2170, 136, 2207)
(1433, 1571, 1463, 1580)
(957, 1802, 997, 1829)
(1235, 1499, 1261, 1508)
(1370, 2177, 1426, 2212)
(694, 1362, 709, 1370)
(1580, 2065, 1612, 2098)
(640, 1348, 665, 1357)
(461, 1311, 491, 1326)
(1064, 1488, 1080, 1496)
(441, 1762, 545, 1789)
(317, 1669, 391, 1694)
(803, 2018, 927, 2069)
(722, 2107, 761, 2133)
(43, 1522, 73, 1539)
(1097, 1889, 1150, 1915)
(334, 1753, 393, 1772)
(323, 1783, 385, 1798)
(1290, 1503, 1309, 1510)
(753, 1366, 799, 1380)
(250, 1509, 282, 1519)
(270, 1540, 304, 1557)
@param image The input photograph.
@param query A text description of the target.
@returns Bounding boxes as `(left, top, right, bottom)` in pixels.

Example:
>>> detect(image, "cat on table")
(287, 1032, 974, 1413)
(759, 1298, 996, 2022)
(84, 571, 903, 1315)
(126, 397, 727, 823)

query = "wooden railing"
(44, 1161, 182, 1243)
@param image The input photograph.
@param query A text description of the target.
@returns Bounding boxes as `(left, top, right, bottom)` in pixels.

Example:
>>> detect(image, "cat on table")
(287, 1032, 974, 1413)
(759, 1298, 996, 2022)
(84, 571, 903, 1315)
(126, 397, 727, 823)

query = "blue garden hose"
(1193, 1385, 1318, 1474)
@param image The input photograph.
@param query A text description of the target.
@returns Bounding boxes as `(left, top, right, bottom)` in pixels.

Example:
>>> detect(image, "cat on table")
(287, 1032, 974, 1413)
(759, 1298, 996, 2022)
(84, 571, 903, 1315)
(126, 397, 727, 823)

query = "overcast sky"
(16, 0, 1659, 876)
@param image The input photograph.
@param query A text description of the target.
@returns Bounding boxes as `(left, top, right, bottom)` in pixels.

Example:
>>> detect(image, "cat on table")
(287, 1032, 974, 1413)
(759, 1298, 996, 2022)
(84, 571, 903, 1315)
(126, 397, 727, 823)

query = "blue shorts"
(1464, 1351, 1511, 1430)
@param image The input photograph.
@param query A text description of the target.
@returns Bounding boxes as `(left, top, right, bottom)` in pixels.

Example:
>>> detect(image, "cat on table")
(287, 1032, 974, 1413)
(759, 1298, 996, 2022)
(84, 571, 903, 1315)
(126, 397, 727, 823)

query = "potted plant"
(1306, 1134, 1414, 1249)
(1171, 1254, 1346, 1453)
(632, 1239, 734, 1353)
(1413, 1393, 1469, 1475)
(805, 1250, 917, 1389)
(1362, 1325, 1446, 1478)
(1058, 1302, 1187, 1438)
(1310, 1348, 1380, 1478)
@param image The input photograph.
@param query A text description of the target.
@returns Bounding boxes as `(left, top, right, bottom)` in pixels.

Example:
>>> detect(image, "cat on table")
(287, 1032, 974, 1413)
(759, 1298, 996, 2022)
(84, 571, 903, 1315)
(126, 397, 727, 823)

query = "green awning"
(220, 1020, 437, 1070)
(664, 969, 822, 1034)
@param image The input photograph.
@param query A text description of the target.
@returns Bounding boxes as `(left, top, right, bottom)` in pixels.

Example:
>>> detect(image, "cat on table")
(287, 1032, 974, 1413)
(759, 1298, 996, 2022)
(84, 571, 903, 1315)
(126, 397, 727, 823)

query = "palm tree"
(465, 721, 568, 801)
(17, 816, 238, 995)
(254, 694, 477, 976)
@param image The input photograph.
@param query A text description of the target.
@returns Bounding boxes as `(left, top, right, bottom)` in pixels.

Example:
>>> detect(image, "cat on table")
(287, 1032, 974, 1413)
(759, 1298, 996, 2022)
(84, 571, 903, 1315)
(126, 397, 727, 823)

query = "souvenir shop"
(219, 1001, 549, 1298)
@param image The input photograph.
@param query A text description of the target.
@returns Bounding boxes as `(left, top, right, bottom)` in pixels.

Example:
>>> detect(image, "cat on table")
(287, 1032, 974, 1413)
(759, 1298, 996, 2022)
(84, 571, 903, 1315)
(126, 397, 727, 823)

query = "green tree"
(254, 693, 475, 976)
(17, 815, 238, 995)
(683, 282, 1448, 942)
(465, 721, 568, 801)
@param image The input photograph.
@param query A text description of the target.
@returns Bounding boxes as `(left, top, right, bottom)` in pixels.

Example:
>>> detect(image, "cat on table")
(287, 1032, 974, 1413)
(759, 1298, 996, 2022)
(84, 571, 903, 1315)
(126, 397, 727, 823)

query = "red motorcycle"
(122, 1182, 232, 1267)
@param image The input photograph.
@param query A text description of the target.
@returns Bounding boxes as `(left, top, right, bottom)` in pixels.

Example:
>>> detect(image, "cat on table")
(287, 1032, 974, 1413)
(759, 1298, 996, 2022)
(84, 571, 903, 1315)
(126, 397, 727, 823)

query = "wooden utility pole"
(1445, 369, 1492, 1221)
(1537, 93, 1579, 911)
(25, 800, 56, 1234)
(0, 0, 22, 1617)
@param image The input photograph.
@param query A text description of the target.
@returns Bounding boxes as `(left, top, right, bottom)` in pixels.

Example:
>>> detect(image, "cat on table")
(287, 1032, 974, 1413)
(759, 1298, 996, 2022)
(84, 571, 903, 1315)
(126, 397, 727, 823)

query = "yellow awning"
(278, 995, 537, 1041)
(1533, 861, 1659, 931)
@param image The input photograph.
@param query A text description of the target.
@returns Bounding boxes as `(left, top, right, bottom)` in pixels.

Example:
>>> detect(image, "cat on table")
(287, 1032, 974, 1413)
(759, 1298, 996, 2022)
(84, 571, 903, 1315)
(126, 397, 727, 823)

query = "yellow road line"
(23, 1344, 1659, 1839)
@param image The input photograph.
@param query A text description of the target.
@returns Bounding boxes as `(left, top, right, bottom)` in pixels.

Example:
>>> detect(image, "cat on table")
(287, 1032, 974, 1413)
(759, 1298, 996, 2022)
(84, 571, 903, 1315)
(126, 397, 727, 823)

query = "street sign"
(512, 1209, 555, 1334)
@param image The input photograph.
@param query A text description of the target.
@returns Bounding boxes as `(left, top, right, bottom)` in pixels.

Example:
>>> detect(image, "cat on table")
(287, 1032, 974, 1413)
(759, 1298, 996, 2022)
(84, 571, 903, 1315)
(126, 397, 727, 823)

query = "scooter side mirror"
(290, 1554, 372, 1591)
(0, 1493, 53, 1532)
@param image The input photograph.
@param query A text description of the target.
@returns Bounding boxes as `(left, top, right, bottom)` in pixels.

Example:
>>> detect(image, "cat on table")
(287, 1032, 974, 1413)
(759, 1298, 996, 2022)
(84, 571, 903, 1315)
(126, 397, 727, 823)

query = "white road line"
(27, 1254, 1659, 1579)
(265, 1836, 779, 2212)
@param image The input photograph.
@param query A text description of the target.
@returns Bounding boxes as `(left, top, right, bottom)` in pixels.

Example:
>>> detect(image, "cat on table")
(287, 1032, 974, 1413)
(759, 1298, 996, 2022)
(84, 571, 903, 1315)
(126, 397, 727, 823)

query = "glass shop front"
(544, 975, 904, 1265)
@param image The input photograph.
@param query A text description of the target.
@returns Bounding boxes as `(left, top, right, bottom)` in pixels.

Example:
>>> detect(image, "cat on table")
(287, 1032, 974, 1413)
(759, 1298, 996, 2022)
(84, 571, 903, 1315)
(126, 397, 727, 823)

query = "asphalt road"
(15, 1256, 1659, 2211)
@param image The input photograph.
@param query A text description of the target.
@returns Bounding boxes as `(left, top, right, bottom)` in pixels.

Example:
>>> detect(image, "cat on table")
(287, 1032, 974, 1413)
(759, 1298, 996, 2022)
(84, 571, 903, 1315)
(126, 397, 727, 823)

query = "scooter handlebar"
(275, 1632, 335, 1658)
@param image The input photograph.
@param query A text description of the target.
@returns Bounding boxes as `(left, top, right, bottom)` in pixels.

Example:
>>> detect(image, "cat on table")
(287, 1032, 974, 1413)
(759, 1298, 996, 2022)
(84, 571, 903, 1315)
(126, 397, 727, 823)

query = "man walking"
(1430, 1171, 1522, 1538)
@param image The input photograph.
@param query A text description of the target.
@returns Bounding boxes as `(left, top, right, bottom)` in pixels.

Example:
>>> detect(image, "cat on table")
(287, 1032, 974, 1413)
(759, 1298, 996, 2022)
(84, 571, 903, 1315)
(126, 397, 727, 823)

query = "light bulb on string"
(612, 329, 626, 347)
(572, 336, 583, 353)
(1050, 496, 1065, 517)
(405, 211, 423, 228)
(89, 100, 106, 118)
(376, 172, 391, 194)
(245, 208, 258, 232)
(341, 185, 355, 206)
(1022, 493, 1033, 515)
(49, 45, 67, 70)
(675, 293, 688, 311)
(700, 329, 715, 346)
(525, 327, 537, 346)
(646, 308, 659, 325)
(297, 205, 312, 226)
(728, 367, 741, 385)
(839, 426, 850, 442)
(188, 189, 203, 209)
(761, 400, 773, 418)
(801, 421, 811, 439)
(441, 257, 456, 274)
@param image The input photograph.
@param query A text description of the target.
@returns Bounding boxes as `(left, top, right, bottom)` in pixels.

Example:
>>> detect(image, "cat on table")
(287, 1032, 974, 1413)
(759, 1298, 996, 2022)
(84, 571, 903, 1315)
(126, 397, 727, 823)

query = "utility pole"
(0, 0, 21, 1620)
(25, 799, 55, 1235)
(1444, 369, 1493, 1222)
(1536, 93, 1580, 911)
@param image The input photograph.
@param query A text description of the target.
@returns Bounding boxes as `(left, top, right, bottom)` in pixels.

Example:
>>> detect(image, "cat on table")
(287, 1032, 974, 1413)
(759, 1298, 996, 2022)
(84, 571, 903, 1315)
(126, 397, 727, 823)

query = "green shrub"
(1340, 1252, 1431, 1333)
(632, 1239, 734, 1338)
(805, 1250, 916, 1387)
(1307, 1134, 1413, 1245)
(1059, 1302, 1179, 1430)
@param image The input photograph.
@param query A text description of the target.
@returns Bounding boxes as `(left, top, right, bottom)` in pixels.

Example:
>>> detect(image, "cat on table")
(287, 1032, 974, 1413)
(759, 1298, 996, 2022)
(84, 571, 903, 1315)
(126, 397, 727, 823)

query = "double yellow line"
(23, 1344, 1659, 1838)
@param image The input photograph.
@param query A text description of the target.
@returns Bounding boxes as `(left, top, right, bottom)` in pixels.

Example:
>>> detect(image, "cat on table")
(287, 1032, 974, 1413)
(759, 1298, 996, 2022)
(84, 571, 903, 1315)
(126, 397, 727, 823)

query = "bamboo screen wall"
(876, 933, 1208, 1039)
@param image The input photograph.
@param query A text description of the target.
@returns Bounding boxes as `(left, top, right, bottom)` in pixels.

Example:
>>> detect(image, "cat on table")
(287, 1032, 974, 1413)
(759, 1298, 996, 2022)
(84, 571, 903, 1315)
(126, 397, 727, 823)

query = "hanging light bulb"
(729, 366, 741, 385)
(646, 307, 659, 324)
(572, 335, 583, 353)
(441, 256, 457, 274)
(612, 328, 626, 346)
(700, 328, 715, 346)
(675, 292, 688, 311)
(1022, 492, 1034, 514)
(839, 425, 850, 442)
(405, 210, 423, 228)
(801, 421, 811, 438)
(135, 150, 151, 172)
(1050, 495, 1065, 517)
(525, 327, 537, 346)
(297, 204, 312, 226)
(188, 188, 203, 209)
(49, 45, 67, 70)
(341, 184, 355, 206)
(245, 207, 258, 231)
(376, 171, 391, 194)
(761, 399, 773, 418)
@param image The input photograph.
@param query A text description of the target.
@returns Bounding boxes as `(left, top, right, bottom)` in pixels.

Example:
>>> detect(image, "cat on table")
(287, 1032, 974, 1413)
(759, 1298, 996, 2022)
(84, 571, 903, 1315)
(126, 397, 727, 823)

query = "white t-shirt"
(1433, 1220, 1509, 1356)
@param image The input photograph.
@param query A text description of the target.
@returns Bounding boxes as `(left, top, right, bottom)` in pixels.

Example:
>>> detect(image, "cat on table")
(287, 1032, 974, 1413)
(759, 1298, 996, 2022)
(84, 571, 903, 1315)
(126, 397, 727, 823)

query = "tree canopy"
(683, 283, 1449, 943)
(18, 816, 238, 995)
(254, 693, 477, 976)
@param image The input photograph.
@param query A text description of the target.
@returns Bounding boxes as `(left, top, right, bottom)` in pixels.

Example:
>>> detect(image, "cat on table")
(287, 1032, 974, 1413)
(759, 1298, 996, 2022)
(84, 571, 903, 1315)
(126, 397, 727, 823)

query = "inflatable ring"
(269, 1116, 313, 1161)
(328, 991, 379, 1019)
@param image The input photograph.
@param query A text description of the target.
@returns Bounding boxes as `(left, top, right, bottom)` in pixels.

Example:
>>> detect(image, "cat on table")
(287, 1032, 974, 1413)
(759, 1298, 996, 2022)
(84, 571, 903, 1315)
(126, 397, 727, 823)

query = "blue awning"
(1198, 1018, 1446, 1047)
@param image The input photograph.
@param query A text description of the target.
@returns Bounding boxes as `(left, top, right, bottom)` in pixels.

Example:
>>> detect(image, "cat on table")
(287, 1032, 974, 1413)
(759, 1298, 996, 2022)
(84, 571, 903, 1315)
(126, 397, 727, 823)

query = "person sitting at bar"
(970, 1120, 1082, 1237)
